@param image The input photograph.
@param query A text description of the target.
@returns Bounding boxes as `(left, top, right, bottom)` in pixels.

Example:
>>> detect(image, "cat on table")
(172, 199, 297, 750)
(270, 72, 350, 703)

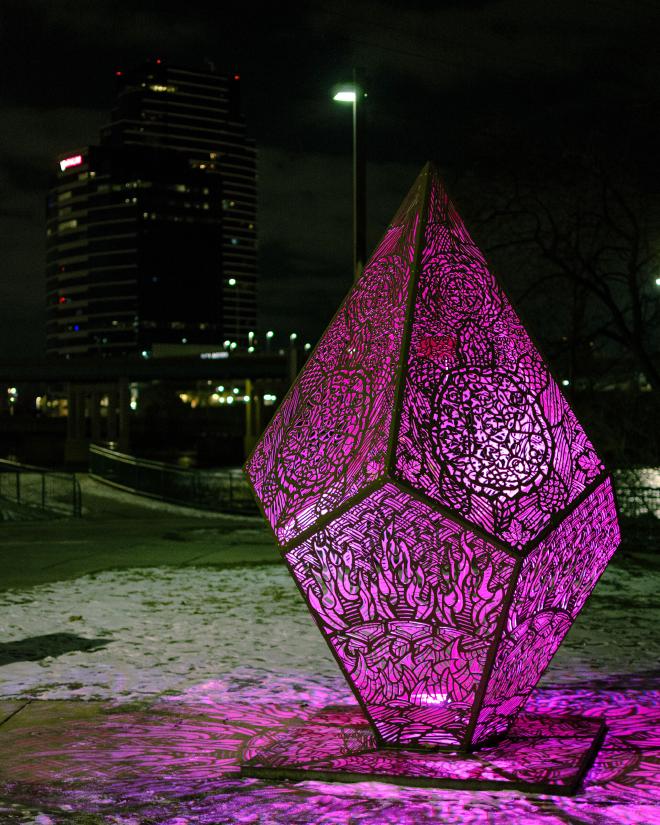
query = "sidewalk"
(0, 475, 277, 592)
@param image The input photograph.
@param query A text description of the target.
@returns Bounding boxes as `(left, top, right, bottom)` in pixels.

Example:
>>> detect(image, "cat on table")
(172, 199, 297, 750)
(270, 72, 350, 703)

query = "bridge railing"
(89, 444, 257, 515)
(89, 445, 660, 528)
(0, 459, 82, 518)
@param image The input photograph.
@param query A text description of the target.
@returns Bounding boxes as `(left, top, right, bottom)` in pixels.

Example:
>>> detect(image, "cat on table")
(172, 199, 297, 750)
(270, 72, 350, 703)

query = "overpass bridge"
(0, 352, 296, 464)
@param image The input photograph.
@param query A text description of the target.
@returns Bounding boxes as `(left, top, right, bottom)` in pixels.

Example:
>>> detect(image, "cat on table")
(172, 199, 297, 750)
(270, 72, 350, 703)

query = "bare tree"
(475, 156, 660, 392)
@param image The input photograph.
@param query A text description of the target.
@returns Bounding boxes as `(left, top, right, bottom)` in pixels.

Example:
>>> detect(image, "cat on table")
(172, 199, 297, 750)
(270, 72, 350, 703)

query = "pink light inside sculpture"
(245, 162, 620, 754)
(286, 483, 515, 748)
(396, 179, 604, 549)
(246, 173, 424, 545)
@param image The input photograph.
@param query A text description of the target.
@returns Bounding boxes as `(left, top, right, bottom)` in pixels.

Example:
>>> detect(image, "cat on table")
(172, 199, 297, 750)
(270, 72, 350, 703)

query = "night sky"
(1, 0, 658, 357)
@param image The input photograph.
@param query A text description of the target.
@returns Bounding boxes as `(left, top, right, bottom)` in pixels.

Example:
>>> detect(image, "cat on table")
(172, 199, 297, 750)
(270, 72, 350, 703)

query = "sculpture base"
(240, 706, 606, 796)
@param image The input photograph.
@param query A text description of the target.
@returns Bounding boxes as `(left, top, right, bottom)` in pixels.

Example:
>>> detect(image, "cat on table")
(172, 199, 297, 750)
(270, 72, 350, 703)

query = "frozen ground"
(0, 554, 659, 703)
(0, 481, 658, 824)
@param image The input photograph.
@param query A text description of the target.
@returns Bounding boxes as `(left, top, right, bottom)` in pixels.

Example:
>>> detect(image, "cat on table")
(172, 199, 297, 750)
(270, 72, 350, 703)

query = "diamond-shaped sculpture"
(245, 163, 620, 751)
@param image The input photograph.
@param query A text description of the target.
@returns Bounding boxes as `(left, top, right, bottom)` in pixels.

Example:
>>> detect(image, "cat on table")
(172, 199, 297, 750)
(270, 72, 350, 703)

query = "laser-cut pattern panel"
(246, 175, 423, 545)
(285, 483, 515, 748)
(395, 178, 603, 549)
(473, 478, 620, 745)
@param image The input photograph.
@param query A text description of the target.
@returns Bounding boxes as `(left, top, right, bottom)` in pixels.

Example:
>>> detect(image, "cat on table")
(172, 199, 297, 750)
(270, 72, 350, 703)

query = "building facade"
(46, 60, 257, 357)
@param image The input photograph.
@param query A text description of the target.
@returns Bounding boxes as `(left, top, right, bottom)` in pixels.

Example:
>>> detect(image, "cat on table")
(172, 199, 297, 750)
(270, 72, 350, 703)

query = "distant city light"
(304, 342, 311, 351)
(562, 379, 570, 387)
(59, 155, 83, 172)
(234, 74, 240, 80)
(333, 90, 356, 103)
(233, 387, 240, 394)
(266, 330, 274, 339)
(290, 332, 297, 341)
(228, 277, 237, 286)
(248, 346, 255, 353)
(141, 350, 149, 358)
(655, 277, 660, 286)
(149, 84, 177, 93)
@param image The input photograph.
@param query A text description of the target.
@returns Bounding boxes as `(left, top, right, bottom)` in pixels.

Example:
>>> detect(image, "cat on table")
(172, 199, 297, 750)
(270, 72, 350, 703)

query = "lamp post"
(227, 277, 239, 347)
(333, 68, 366, 281)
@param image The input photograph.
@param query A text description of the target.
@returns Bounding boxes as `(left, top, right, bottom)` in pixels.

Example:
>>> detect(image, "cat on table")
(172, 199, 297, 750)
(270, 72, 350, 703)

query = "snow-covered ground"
(0, 532, 659, 824)
(0, 565, 339, 701)
(0, 553, 658, 702)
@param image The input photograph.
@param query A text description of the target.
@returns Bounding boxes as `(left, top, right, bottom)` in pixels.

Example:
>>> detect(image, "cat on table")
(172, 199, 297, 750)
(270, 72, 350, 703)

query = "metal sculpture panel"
(245, 162, 620, 756)
(473, 478, 620, 744)
(245, 174, 424, 545)
(395, 181, 604, 549)
(285, 483, 515, 747)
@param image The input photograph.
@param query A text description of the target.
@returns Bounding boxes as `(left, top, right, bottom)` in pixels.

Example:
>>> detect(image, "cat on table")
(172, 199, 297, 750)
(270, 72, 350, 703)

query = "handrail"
(0, 459, 81, 518)
(89, 444, 256, 515)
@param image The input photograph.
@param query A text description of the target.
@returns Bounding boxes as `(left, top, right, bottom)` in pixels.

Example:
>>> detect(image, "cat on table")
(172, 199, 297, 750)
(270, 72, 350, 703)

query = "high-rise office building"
(46, 60, 257, 357)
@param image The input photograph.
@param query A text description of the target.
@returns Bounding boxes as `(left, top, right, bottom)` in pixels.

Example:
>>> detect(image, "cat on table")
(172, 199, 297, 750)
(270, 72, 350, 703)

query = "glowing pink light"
(245, 162, 620, 753)
(59, 154, 83, 172)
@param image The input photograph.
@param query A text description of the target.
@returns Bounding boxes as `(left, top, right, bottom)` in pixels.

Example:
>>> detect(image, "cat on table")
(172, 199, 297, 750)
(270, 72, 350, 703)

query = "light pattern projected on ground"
(2, 682, 659, 823)
(245, 163, 620, 752)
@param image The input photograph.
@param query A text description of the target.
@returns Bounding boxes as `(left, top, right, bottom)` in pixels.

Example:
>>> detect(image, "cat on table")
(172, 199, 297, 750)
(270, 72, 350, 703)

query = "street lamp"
(333, 68, 366, 281)
(227, 277, 239, 345)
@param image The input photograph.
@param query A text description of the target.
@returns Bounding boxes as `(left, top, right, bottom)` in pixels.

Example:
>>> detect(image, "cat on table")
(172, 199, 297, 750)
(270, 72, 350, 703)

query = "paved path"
(0, 476, 277, 591)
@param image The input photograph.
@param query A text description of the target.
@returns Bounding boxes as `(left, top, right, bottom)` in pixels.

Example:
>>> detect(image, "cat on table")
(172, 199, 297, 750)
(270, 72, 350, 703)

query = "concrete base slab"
(241, 706, 606, 795)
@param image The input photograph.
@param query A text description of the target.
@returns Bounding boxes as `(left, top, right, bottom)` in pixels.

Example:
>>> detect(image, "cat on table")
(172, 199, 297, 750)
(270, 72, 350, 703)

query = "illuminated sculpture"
(243, 163, 620, 792)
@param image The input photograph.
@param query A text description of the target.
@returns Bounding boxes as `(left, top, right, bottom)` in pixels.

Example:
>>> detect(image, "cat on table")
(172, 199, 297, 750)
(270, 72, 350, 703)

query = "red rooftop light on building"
(234, 74, 240, 80)
(115, 70, 123, 76)
(59, 155, 83, 172)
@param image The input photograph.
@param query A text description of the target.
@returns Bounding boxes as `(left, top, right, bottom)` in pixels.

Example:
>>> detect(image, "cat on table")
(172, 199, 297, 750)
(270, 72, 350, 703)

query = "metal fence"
(0, 459, 82, 518)
(89, 444, 660, 526)
(89, 444, 258, 515)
